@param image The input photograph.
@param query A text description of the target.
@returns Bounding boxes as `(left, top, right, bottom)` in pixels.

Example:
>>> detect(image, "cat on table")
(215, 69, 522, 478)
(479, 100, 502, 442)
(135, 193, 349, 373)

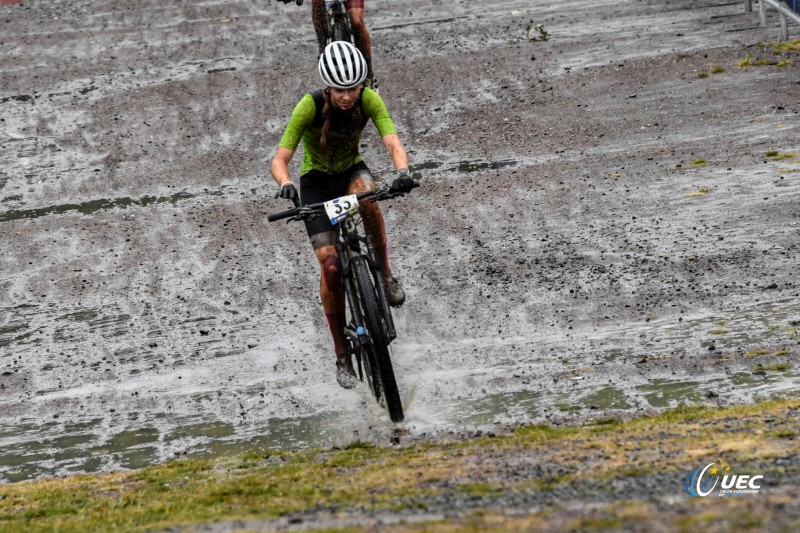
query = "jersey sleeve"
(362, 88, 398, 138)
(278, 94, 316, 151)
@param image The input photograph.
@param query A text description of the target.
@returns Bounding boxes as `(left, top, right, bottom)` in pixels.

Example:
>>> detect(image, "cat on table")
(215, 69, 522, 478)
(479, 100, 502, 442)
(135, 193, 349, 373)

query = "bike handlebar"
(267, 182, 419, 223)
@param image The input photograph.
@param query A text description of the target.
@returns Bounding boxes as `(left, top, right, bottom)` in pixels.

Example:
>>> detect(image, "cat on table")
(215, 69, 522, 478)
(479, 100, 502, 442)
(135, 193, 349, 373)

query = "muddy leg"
(348, 8, 374, 80)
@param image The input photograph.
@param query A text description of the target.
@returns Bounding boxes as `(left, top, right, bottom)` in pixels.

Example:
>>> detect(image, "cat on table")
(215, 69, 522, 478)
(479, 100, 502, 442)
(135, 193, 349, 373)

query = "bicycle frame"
(336, 213, 397, 348)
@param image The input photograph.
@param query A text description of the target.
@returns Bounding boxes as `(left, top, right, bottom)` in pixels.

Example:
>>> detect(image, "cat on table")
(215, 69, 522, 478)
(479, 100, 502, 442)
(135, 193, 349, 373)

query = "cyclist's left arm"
(362, 88, 409, 172)
(382, 134, 408, 172)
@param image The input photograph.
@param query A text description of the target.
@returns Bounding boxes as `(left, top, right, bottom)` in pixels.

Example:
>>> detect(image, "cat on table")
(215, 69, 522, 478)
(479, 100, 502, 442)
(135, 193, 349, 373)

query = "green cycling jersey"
(278, 87, 397, 176)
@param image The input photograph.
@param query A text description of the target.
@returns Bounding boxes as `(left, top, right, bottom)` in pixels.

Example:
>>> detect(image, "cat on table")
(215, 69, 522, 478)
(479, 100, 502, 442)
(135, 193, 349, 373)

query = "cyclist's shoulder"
(361, 86, 386, 106)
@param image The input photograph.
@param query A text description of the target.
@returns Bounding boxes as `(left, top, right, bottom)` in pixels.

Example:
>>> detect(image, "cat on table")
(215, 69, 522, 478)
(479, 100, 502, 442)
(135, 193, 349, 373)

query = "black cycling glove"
(390, 170, 415, 194)
(278, 182, 298, 201)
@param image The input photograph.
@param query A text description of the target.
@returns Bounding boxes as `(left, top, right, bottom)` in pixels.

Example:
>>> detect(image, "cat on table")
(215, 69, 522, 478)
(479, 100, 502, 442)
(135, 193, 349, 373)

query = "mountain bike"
(276, 0, 354, 45)
(268, 183, 418, 423)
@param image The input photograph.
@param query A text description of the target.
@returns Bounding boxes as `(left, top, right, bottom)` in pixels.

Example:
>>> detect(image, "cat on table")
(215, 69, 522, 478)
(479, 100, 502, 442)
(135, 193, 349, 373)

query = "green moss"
(729, 511, 764, 529)
(709, 329, 728, 335)
(766, 363, 792, 372)
(512, 424, 579, 443)
(697, 71, 709, 79)
(776, 59, 793, 68)
(766, 429, 797, 438)
(738, 56, 772, 67)
(577, 515, 624, 529)
(459, 482, 501, 497)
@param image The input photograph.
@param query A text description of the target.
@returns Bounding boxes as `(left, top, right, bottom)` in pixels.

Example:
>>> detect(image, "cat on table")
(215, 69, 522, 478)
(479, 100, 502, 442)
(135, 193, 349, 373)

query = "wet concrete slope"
(1, 0, 799, 481)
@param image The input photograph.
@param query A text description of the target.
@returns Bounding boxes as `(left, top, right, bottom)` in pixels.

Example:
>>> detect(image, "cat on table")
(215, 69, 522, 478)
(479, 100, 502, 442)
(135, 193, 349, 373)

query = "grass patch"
(709, 329, 728, 335)
(766, 363, 792, 372)
(686, 187, 711, 197)
(697, 65, 726, 78)
(776, 59, 793, 68)
(749, 362, 789, 374)
(765, 151, 797, 161)
(745, 349, 770, 358)
(674, 160, 708, 171)
(766, 429, 798, 439)
(772, 38, 800, 53)
(738, 56, 773, 67)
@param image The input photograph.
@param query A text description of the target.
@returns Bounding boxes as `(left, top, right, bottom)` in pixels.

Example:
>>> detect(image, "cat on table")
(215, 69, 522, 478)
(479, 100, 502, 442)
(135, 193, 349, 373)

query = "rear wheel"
(352, 257, 404, 422)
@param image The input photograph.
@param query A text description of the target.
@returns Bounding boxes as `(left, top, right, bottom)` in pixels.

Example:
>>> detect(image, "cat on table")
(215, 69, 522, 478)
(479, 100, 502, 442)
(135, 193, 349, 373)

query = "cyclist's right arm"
(271, 94, 316, 187)
(271, 147, 295, 188)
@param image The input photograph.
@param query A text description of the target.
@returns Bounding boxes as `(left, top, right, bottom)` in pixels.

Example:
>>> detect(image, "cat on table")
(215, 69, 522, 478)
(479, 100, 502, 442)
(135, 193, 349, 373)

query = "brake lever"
(287, 207, 321, 223)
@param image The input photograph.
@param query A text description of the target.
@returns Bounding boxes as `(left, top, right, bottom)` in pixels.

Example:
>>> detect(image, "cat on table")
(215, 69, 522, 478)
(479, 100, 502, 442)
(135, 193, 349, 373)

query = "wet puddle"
(0, 412, 376, 483)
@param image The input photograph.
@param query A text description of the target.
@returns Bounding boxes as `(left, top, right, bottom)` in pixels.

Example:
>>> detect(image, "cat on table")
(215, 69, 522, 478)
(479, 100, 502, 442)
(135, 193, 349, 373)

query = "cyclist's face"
(329, 86, 362, 111)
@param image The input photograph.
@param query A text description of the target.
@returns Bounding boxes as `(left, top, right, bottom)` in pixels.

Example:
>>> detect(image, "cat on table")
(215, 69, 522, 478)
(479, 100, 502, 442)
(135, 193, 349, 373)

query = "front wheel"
(352, 257, 404, 423)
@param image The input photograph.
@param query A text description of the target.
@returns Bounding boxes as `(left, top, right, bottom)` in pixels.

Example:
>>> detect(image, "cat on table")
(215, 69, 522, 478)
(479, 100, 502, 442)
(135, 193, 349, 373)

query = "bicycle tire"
(331, 19, 352, 44)
(357, 343, 382, 403)
(352, 257, 404, 422)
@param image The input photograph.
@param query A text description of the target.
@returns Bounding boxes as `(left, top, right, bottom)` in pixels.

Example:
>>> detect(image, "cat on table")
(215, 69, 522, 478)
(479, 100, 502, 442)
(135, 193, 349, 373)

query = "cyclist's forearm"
(271, 147, 295, 186)
(382, 134, 409, 171)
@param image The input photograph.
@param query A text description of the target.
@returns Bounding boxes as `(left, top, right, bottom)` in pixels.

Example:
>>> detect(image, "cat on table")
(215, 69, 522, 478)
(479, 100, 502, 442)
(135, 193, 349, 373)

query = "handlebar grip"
(267, 207, 299, 222)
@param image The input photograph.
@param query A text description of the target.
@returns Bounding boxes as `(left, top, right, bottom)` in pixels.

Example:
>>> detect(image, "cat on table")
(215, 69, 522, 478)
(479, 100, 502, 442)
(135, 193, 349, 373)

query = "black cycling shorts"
(300, 161, 373, 238)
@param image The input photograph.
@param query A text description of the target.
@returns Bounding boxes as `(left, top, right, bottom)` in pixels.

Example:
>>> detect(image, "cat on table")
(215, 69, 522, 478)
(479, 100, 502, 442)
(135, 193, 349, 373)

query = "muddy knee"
(321, 254, 342, 290)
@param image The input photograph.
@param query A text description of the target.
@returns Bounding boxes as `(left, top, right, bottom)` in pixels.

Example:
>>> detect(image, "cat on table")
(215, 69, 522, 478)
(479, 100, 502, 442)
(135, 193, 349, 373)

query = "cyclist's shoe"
(336, 353, 357, 389)
(383, 276, 405, 308)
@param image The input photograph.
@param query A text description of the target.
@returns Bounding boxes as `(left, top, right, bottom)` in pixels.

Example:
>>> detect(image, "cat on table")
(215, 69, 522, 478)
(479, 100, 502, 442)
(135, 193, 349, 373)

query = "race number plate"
(324, 194, 359, 225)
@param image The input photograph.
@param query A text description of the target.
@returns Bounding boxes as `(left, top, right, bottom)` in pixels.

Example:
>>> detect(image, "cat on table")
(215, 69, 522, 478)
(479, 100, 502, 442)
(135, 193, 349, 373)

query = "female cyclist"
(270, 41, 414, 387)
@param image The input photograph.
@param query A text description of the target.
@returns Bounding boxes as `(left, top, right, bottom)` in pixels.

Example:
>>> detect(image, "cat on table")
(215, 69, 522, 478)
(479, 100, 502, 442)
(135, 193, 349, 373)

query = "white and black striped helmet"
(318, 41, 367, 89)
